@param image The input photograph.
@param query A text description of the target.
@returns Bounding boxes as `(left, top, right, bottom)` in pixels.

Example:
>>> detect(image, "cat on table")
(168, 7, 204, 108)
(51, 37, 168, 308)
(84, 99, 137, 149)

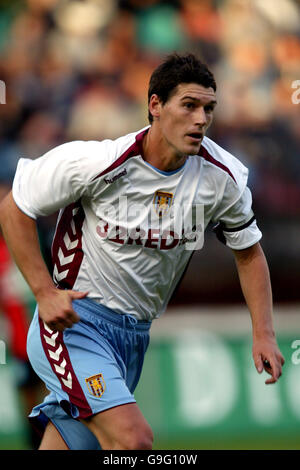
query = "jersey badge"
(85, 373, 106, 398)
(153, 191, 173, 217)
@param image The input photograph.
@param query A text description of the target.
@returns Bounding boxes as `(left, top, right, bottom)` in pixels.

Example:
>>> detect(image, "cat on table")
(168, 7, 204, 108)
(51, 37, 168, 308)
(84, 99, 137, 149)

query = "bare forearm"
(233, 242, 284, 383)
(234, 243, 275, 338)
(0, 193, 87, 332)
(0, 192, 54, 297)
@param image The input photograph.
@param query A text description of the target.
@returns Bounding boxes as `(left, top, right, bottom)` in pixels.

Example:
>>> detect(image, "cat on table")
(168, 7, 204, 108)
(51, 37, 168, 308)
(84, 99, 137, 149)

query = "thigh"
(27, 304, 150, 449)
(82, 402, 153, 450)
(27, 307, 137, 421)
(39, 421, 69, 450)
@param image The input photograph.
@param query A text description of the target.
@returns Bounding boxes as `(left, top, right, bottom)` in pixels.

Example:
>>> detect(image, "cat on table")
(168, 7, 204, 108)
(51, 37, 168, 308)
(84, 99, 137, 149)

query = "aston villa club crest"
(153, 191, 173, 217)
(85, 373, 106, 398)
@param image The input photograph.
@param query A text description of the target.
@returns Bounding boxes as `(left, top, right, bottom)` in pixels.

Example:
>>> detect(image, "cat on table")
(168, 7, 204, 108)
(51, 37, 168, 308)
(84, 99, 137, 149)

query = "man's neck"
(142, 126, 187, 172)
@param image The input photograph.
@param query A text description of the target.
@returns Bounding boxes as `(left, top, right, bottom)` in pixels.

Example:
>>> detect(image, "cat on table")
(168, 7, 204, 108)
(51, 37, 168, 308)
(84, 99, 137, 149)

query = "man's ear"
(149, 94, 162, 121)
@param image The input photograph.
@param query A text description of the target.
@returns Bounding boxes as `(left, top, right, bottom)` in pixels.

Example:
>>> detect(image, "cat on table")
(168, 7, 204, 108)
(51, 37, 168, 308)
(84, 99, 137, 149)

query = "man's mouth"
(186, 132, 203, 142)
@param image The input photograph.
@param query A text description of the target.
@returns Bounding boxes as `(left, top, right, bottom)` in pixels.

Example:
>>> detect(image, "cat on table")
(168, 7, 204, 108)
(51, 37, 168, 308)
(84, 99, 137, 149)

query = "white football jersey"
(12, 126, 262, 321)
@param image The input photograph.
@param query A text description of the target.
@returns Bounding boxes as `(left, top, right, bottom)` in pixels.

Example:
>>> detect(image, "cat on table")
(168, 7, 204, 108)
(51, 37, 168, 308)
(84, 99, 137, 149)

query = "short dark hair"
(147, 52, 216, 124)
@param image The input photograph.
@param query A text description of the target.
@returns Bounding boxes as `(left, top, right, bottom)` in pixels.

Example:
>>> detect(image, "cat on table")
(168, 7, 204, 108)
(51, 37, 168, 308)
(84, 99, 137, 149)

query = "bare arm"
(0, 192, 87, 331)
(233, 242, 285, 384)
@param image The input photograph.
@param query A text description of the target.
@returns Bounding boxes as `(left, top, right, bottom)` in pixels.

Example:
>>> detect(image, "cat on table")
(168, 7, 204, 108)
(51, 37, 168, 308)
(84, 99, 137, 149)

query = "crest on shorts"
(153, 191, 173, 217)
(85, 373, 106, 398)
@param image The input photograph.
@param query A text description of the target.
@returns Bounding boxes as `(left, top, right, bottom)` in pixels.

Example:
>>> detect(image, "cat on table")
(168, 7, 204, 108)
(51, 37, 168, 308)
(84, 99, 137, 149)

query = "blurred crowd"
(0, 0, 299, 216)
(0, 0, 299, 447)
(0, 0, 300, 303)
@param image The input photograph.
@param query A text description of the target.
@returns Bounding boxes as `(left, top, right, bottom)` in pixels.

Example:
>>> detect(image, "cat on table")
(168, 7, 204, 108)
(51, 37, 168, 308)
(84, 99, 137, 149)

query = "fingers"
(265, 376, 277, 385)
(40, 289, 87, 332)
(254, 354, 264, 374)
(46, 311, 79, 331)
(263, 360, 277, 384)
(70, 291, 89, 300)
(265, 367, 282, 384)
(263, 357, 283, 385)
(254, 351, 285, 385)
(44, 294, 83, 332)
(47, 320, 67, 332)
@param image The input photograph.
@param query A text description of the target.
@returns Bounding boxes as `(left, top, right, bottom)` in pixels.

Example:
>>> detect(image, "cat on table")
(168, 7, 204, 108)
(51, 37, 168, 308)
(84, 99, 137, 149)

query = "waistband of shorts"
(72, 298, 152, 332)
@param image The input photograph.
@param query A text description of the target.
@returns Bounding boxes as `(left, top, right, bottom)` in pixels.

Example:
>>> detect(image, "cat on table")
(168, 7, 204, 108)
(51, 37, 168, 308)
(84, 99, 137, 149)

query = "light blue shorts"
(27, 298, 151, 450)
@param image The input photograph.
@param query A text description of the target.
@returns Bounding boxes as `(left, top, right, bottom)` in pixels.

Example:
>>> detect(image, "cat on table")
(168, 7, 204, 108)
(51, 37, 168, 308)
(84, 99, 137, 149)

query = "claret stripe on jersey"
(39, 317, 93, 418)
(92, 128, 238, 184)
(51, 201, 85, 289)
(199, 145, 237, 183)
(92, 128, 148, 181)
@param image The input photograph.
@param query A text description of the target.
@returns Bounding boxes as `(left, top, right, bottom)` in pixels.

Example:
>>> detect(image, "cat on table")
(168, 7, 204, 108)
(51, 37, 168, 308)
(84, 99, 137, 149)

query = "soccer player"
(0, 53, 285, 450)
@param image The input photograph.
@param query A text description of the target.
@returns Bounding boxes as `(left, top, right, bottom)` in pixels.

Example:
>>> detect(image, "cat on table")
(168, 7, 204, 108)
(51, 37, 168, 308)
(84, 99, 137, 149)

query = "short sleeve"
(12, 141, 91, 218)
(12, 140, 113, 218)
(212, 181, 262, 250)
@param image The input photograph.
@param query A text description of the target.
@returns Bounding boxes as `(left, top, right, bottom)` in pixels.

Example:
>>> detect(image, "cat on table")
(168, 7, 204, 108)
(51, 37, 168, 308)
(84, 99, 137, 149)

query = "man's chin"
(186, 142, 202, 155)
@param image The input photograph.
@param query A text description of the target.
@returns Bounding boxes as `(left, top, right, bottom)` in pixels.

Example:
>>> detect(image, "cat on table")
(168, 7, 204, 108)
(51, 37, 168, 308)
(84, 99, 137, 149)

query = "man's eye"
(205, 105, 214, 112)
(184, 102, 194, 109)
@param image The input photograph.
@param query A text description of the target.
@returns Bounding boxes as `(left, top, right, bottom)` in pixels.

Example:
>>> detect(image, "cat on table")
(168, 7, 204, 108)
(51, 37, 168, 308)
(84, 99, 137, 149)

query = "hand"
(252, 335, 285, 384)
(36, 287, 88, 332)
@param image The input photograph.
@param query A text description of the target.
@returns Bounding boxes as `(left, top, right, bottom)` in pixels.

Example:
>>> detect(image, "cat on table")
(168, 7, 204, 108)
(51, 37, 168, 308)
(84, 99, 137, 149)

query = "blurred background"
(0, 0, 299, 450)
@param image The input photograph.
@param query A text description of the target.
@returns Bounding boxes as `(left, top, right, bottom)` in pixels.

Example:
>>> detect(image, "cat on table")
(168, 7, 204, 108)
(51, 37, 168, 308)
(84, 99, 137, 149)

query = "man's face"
(150, 83, 217, 156)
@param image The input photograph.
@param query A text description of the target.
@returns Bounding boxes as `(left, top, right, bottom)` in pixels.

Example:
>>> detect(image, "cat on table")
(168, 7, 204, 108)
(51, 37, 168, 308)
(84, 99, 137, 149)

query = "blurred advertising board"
(135, 307, 300, 449)
(0, 351, 28, 448)
(0, 307, 299, 449)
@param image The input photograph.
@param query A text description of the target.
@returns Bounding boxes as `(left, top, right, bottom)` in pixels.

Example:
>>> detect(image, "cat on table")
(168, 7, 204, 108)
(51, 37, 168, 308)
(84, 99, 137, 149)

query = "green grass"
(2, 435, 300, 451)
(0, 439, 30, 450)
(153, 436, 300, 450)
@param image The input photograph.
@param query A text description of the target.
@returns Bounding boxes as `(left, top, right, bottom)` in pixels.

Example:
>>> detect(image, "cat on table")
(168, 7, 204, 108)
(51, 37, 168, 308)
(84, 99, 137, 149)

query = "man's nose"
(195, 107, 207, 126)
